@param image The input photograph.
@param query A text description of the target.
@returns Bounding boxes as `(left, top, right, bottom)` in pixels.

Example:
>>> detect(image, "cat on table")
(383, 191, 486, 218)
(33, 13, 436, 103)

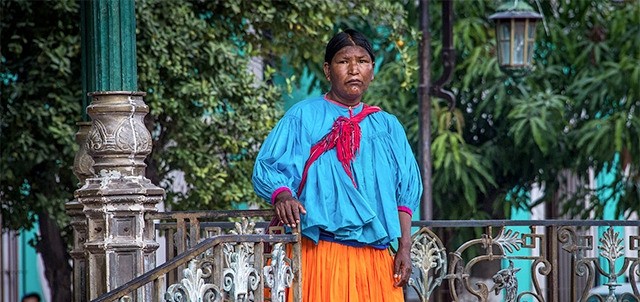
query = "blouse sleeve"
(391, 117, 423, 216)
(252, 114, 306, 203)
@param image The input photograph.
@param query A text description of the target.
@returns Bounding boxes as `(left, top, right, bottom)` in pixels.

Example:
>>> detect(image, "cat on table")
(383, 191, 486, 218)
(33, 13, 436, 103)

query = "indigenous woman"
(252, 28, 422, 301)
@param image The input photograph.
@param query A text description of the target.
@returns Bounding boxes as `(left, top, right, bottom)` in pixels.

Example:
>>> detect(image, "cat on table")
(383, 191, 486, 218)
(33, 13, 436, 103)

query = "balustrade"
(407, 220, 639, 302)
(91, 212, 639, 302)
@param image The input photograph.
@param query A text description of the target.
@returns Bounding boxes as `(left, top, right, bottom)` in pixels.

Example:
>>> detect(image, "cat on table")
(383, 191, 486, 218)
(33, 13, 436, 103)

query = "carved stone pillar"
(75, 91, 164, 301)
(67, 121, 94, 302)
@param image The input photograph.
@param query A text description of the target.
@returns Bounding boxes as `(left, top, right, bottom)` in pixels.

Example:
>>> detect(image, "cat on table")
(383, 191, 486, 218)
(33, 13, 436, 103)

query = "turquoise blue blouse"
(252, 96, 422, 246)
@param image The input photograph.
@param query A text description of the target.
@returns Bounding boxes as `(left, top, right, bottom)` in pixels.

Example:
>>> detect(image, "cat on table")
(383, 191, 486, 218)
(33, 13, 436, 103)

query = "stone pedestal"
(75, 91, 164, 301)
(67, 121, 94, 302)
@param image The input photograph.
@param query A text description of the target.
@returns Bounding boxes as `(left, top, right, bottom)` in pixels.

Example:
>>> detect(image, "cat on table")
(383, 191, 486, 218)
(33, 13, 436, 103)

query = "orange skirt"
(289, 237, 404, 302)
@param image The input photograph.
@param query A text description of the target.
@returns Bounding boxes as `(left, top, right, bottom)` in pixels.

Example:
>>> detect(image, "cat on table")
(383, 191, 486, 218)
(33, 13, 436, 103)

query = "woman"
(252, 28, 422, 301)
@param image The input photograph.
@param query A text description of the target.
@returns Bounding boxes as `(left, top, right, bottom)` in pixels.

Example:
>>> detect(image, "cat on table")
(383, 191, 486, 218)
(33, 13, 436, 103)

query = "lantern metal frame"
(489, 0, 543, 75)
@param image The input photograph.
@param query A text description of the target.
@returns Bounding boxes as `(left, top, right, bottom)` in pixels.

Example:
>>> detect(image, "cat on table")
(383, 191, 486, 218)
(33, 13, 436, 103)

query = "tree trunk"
(37, 211, 72, 302)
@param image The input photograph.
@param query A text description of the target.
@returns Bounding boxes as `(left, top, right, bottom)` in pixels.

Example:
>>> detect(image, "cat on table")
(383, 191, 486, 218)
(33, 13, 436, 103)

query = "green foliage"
(135, 0, 282, 210)
(0, 1, 416, 229)
(0, 0, 415, 227)
(247, 0, 415, 93)
(2, 0, 637, 235)
(1, 0, 80, 231)
(523, 0, 639, 218)
(135, 0, 413, 211)
(368, 0, 639, 219)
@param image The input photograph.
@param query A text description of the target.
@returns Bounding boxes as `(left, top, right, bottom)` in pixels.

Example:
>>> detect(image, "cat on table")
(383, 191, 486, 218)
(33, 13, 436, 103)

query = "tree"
(367, 0, 639, 220)
(1, 1, 80, 300)
(134, 0, 411, 211)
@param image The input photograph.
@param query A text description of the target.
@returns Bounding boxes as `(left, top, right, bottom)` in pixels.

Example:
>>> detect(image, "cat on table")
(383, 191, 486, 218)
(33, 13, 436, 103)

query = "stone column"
(75, 0, 164, 300)
(67, 121, 94, 302)
(76, 92, 164, 301)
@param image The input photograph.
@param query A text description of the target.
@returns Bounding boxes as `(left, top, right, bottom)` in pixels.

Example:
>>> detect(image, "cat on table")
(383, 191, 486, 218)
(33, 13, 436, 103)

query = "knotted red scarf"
(297, 104, 381, 195)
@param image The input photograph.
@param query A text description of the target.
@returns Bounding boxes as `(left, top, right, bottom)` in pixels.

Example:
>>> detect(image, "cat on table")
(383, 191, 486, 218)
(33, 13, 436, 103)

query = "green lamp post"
(489, 0, 543, 75)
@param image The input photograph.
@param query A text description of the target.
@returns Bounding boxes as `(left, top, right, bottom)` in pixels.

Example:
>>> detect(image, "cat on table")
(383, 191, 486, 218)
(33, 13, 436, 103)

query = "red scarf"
(297, 104, 381, 195)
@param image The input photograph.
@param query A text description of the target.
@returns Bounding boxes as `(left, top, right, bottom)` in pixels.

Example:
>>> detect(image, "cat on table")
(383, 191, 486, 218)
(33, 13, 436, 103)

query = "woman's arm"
(273, 189, 306, 228)
(393, 211, 413, 287)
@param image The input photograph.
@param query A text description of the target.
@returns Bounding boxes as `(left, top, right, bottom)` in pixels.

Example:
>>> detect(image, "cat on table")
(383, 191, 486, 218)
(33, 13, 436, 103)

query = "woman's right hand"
(273, 191, 307, 228)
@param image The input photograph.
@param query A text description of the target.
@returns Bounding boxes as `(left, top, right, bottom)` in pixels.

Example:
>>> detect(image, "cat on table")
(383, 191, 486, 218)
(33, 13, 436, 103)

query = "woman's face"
(323, 45, 374, 106)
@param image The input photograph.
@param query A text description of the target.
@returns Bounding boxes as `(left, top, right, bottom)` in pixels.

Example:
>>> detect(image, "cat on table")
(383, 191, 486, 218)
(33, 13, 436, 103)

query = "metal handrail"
(92, 232, 298, 302)
(147, 209, 275, 220)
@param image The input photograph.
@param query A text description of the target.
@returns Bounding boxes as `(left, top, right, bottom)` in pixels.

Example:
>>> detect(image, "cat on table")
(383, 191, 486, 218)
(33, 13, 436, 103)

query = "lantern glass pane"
(527, 21, 537, 66)
(528, 21, 537, 39)
(500, 41, 511, 66)
(499, 22, 510, 40)
(513, 21, 526, 65)
(527, 41, 534, 65)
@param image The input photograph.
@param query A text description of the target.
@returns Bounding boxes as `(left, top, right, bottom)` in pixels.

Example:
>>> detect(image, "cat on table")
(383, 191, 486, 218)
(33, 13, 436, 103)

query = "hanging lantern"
(489, 0, 542, 75)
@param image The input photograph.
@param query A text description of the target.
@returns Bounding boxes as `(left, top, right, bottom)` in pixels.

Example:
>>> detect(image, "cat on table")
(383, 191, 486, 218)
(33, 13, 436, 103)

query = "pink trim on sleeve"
(397, 206, 413, 216)
(271, 187, 292, 205)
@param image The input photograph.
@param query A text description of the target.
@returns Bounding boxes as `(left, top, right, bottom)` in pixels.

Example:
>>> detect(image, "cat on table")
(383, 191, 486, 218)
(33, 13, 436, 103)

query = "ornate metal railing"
(92, 210, 301, 302)
(90, 211, 639, 302)
(407, 220, 639, 302)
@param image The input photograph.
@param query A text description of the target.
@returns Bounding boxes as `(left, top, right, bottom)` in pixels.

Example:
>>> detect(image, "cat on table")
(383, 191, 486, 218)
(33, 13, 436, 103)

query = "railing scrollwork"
(407, 227, 447, 301)
(407, 220, 639, 302)
(222, 241, 260, 301)
(491, 260, 521, 302)
(559, 226, 640, 302)
(164, 261, 222, 302)
(92, 210, 301, 302)
(263, 243, 294, 302)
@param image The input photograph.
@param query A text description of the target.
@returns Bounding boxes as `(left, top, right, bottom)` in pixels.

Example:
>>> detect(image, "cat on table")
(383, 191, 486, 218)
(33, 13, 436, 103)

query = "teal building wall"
(18, 224, 46, 301)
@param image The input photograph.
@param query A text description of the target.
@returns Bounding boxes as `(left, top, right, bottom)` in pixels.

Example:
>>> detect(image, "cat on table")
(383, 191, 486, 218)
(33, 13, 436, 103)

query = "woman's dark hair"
(324, 29, 375, 63)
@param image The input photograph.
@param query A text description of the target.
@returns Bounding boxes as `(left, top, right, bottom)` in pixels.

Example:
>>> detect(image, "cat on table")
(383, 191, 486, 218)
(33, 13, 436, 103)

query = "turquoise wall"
(596, 155, 624, 285)
(19, 224, 45, 301)
(505, 206, 533, 294)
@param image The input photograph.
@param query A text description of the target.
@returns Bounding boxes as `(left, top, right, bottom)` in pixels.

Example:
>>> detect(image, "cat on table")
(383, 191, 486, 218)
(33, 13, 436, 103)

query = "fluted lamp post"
(489, 0, 543, 75)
